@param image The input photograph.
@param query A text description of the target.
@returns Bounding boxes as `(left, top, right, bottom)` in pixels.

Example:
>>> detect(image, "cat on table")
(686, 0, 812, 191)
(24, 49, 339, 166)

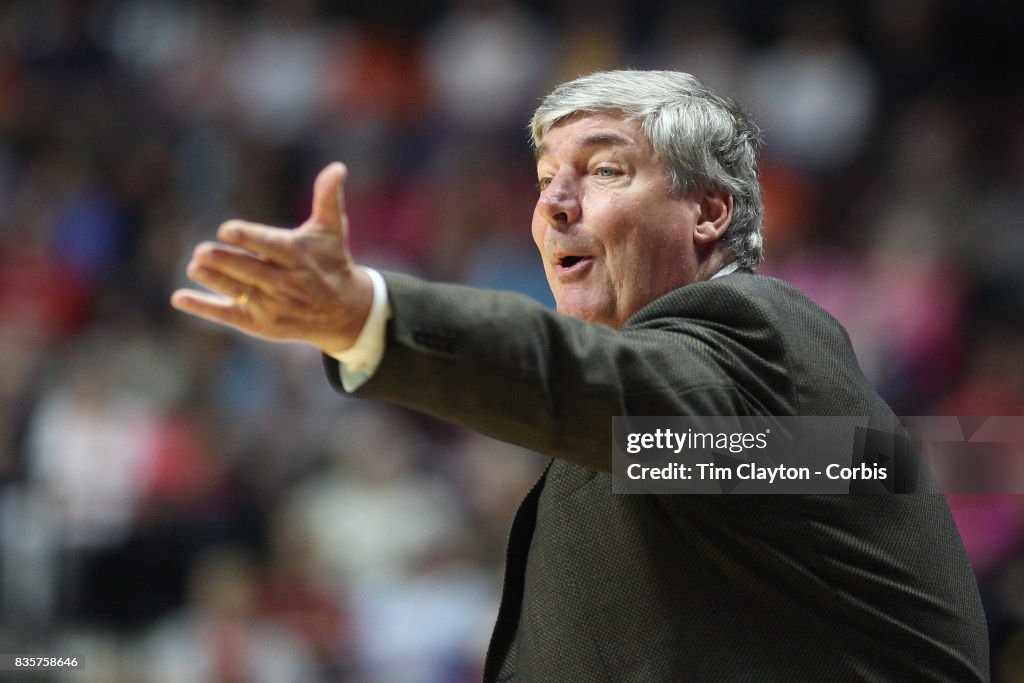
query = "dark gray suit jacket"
(325, 271, 989, 682)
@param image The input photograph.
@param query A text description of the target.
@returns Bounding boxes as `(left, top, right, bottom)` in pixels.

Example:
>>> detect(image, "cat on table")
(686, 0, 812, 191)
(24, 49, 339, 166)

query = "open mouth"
(555, 254, 594, 279)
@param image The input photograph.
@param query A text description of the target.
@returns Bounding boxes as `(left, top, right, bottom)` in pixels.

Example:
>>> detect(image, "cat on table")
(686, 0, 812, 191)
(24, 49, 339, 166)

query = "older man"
(174, 71, 988, 681)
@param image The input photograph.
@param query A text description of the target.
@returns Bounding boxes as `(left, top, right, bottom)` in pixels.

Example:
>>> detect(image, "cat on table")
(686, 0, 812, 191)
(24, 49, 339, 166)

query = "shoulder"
(626, 272, 853, 355)
(624, 272, 867, 416)
(628, 272, 835, 329)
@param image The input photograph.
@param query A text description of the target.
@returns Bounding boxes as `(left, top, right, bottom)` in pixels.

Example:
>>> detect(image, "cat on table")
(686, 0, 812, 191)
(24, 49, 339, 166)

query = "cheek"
(587, 196, 634, 250)
(604, 209, 648, 269)
(530, 211, 545, 250)
(531, 214, 557, 285)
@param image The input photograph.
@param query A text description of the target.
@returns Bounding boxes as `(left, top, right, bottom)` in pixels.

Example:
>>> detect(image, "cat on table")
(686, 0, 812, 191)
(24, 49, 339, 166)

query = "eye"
(595, 166, 622, 179)
(537, 176, 553, 192)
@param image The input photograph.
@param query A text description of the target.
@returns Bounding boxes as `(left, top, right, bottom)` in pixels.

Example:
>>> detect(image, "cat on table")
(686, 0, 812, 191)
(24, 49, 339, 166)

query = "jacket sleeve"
(323, 272, 774, 471)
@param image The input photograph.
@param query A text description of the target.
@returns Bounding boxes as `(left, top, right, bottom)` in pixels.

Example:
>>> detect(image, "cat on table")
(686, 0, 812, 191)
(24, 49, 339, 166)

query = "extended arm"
(326, 272, 754, 471)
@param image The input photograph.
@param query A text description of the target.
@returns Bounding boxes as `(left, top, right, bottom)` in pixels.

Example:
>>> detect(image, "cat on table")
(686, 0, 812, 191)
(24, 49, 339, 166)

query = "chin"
(557, 302, 617, 328)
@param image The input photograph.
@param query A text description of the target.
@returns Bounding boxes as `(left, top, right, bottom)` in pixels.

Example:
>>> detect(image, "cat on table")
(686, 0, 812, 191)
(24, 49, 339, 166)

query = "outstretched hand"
(171, 162, 373, 354)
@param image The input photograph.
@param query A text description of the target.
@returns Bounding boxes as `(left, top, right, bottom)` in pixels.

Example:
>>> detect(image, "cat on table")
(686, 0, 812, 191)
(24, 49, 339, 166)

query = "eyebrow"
(535, 132, 638, 160)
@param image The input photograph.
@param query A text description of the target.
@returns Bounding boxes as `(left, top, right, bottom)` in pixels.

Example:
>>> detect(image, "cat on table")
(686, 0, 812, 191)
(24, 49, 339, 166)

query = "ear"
(693, 189, 733, 246)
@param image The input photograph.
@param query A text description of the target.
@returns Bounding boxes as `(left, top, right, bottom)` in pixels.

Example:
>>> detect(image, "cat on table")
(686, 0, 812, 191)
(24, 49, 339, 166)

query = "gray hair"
(530, 70, 764, 271)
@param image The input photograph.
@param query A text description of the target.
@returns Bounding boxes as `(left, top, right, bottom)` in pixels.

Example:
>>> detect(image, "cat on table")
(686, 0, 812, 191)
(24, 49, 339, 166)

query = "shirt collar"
(709, 261, 740, 280)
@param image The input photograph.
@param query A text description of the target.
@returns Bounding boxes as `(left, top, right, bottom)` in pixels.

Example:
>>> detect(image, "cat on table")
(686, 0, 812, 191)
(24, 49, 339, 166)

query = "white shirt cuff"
(329, 267, 390, 392)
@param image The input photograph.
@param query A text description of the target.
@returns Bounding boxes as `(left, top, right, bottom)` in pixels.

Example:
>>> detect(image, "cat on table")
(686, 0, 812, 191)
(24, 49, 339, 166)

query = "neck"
(693, 250, 731, 282)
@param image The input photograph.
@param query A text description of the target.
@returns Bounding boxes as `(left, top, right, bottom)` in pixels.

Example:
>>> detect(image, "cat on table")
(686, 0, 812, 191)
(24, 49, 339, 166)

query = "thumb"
(305, 162, 349, 235)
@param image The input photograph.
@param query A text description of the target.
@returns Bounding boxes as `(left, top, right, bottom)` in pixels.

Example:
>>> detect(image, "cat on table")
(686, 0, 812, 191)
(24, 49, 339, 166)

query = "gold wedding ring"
(236, 288, 253, 306)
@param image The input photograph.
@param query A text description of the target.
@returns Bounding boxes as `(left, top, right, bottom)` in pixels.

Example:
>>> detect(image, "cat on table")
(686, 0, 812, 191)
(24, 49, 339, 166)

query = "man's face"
(532, 113, 703, 328)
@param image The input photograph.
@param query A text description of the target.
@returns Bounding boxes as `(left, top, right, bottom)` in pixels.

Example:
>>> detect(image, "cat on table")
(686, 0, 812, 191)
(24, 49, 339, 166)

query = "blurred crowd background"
(1, 0, 1022, 681)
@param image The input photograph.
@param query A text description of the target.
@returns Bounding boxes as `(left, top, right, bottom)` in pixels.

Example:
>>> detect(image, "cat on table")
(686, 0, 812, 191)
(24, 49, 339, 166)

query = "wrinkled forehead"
(533, 112, 649, 160)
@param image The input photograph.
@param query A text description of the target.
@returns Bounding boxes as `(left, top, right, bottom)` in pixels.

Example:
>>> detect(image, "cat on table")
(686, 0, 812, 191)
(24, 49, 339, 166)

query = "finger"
(170, 289, 250, 329)
(217, 221, 300, 267)
(194, 239, 290, 288)
(186, 263, 251, 300)
(304, 162, 348, 236)
(189, 252, 318, 307)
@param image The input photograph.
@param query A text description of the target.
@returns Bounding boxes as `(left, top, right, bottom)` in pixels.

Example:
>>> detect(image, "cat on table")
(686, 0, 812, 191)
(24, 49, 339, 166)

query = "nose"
(536, 171, 581, 228)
